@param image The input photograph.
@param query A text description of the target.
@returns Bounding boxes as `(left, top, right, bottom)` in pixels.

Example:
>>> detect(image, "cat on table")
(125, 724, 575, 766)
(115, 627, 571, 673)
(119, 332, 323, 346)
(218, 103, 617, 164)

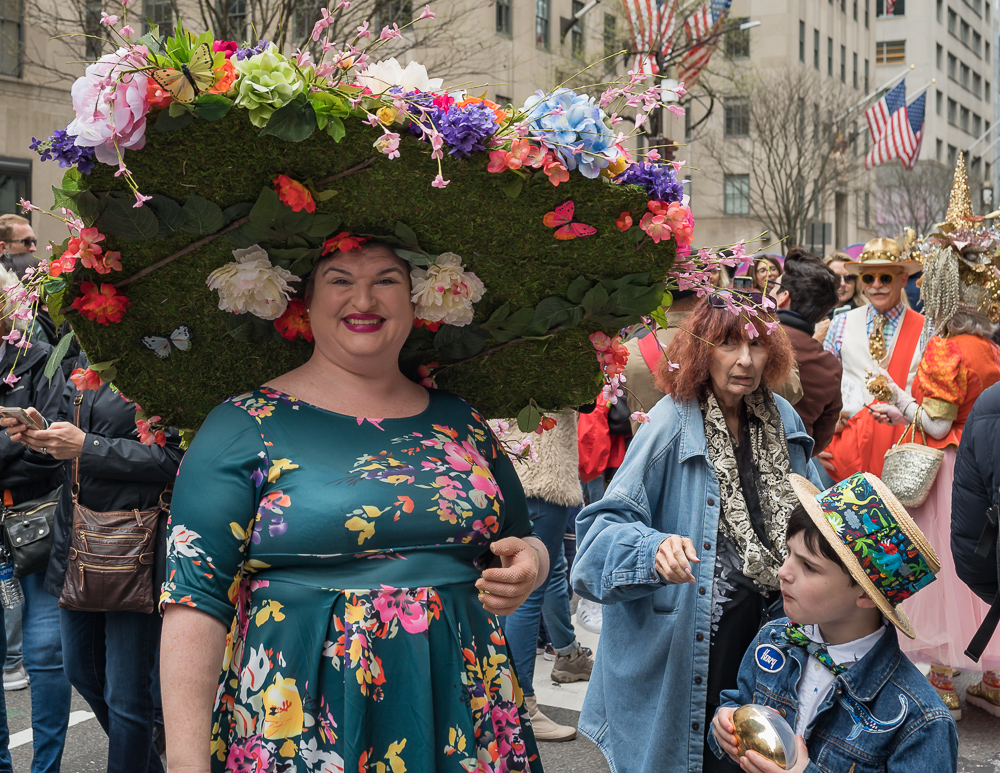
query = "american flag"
(621, 0, 679, 76)
(865, 80, 906, 145)
(866, 89, 926, 170)
(677, 0, 733, 90)
(885, 0, 897, 13)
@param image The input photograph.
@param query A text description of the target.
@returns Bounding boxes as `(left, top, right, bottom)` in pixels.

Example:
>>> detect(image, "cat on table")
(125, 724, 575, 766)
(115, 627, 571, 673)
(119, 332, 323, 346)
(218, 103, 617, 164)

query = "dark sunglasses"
(860, 273, 897, 286)
(841, 274, 857, 283)
(6, 237, 36, 248)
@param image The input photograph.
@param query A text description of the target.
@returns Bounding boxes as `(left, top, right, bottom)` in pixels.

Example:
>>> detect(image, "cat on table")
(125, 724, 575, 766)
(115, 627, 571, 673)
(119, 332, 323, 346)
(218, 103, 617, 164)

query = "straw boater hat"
(844, 236, 922, 276)
(788, 472, 940, 639)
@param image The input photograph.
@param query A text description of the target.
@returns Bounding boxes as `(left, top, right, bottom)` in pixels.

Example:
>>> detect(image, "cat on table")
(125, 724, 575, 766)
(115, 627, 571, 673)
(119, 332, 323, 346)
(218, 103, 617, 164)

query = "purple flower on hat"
(614, 161, 684, 204)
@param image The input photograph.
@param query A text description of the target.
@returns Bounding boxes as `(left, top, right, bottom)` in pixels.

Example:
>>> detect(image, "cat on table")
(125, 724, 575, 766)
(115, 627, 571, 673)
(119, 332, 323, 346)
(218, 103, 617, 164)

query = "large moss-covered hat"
(19, 21, 692, 435)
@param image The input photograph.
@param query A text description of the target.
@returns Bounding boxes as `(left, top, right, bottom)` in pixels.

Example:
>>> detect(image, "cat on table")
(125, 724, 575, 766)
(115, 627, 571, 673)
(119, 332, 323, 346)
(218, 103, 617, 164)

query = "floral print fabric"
(161, 389, 542, 773)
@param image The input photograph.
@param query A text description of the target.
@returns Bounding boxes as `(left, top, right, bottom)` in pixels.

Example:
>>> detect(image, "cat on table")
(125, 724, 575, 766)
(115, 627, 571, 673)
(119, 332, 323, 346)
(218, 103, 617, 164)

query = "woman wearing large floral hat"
(160, 241, 550, 772)
(819, 236, 925, 480)
(866, 155, 1000, 719)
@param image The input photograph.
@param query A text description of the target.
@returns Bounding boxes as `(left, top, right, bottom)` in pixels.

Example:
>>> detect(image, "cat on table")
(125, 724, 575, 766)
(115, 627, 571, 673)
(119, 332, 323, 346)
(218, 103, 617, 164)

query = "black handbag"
(1, 486, 61, 579)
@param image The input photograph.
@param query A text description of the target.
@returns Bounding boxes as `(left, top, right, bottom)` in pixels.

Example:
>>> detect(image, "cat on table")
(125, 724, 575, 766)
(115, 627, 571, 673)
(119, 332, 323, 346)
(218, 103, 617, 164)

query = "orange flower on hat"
(273, 174, 315, 213)
(322, 232, 369, 254)
(273, 298, 313, 341)
(146, 79, 172, 108)
(70, 367, 102, 391)
(209, 59, 238, 94)
(455, 95, 506, 123)
(70, 282, 130, 325)
(616, 212, 633, 231)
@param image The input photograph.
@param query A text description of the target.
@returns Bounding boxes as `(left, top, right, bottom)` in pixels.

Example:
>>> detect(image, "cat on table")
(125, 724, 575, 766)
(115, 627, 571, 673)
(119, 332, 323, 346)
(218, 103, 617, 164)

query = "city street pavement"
(2, 616, 998, 771)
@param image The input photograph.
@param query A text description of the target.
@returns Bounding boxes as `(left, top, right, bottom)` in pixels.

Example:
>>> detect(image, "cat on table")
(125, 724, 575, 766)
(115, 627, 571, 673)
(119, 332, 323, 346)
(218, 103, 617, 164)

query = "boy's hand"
(739, 735, 809, 773)
(711, 706, 740, 762)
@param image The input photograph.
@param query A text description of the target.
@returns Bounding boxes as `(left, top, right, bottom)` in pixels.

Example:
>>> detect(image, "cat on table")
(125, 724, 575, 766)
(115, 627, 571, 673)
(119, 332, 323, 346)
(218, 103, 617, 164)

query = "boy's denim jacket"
(708, 619, 958, 772)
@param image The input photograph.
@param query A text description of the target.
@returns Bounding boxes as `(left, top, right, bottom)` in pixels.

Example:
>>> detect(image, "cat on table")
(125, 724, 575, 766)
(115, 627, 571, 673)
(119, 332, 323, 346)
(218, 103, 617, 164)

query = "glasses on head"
(860, 273, 897, 286)
(8, 238, 36, 248)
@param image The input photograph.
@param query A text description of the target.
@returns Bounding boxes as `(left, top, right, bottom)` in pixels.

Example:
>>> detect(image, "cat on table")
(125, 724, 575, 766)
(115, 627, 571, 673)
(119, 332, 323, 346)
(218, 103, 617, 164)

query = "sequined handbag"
(881, 407, 945, 508)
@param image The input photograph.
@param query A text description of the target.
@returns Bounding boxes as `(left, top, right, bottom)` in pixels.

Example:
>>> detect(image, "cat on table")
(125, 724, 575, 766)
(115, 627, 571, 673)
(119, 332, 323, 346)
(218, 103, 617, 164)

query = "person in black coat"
(4, 351, 182, 773)
(953, 382, 1000, 604)
(0, 265, 72, 773)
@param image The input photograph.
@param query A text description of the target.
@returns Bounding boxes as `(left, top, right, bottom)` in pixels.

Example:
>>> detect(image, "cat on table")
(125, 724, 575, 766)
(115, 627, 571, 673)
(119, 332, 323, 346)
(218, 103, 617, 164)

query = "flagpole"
(834, 64, 914, 123)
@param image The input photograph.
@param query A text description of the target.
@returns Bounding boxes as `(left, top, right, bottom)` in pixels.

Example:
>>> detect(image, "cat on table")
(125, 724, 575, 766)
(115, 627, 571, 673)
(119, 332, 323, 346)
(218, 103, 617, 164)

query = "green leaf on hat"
(43, 330, 75, 386)
(530, 296, 577, 334)
(434, 324, 488, 359)
(501, 177, 524, 200)
(394, 221, 419, 248)
(482, 306, 534, 343)
(565, 276, 592, 305)
(192, 94, 233, 122)
(516, 404, 543, 433)
(222, 202, 253, 224)
(181, 194, 225, 236)
(325, 117, 346, 143)
(51, 187, 103, 227)
(95, 193, 159, 241)
(147, 194, 186, 237)
(305, 213, 342, 239)
(224, 312, 276, 342)
(154, 109, 194, 133)
(259, 94, 318, 142)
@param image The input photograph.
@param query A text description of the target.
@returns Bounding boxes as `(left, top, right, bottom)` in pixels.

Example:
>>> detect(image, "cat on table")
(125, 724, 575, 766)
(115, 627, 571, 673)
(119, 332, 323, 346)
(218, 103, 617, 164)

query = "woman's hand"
(812, 318, 831, 343)
(712, 706, 741, 762)
(476, 537, 539, 615)
(867, 403, 907, 426)
(14, 420, 86, 460)
(738, 736, 809, 773)
(655, 535, 700, 584)
(1, 407, 45, 440)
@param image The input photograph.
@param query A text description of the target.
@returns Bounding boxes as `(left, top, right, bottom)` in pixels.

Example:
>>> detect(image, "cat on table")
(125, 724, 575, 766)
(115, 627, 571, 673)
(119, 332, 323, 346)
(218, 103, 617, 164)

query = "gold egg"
(732, 705, 789, 769)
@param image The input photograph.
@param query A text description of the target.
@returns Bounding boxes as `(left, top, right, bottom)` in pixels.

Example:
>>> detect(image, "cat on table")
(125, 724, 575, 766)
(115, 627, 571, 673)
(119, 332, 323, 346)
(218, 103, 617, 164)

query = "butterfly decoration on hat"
(543, 201, 596, 241)
(149, 43, 216, 104)
(142, 325, 192, 358)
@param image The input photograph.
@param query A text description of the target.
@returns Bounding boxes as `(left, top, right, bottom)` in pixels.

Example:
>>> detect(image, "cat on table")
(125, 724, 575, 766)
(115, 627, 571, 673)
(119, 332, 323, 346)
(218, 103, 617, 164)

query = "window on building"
(936, 138, 943, 160)
(84, 0, 102, 60)
(937, 0, 943, 22)
(973, 72, 982, 96)
(865, 0, 870, 27)
(813, 103, 820, 141)
(228, 0, 246, 38)
(987, 41, 991, 62)
(0, 0, 21, 77)
(936, 90, 943, 115)
(875, 40, 905, 64)
(292, 2, 322, 43)
(840, 45, 846, 82)
(496, 0, 512, 36)
(841, 0, 846, 12)
(948, 8, 957, 34)
(864, 192, 870, 228)
(724, 98, 751, 137)
(987, 2, 991, 21)
(948, 98, 957, 124)
(936, 44, 943, 69)
(814, 29, 820, 70)
(143, 0, 173, 35)
(876, 0, 905, 14)
(961, 105, 970, 132)
(726, 17, 751, 59)
(603, 13, 617, 73)
(535, 0, 549, 49)
(853, 52, 858, 88)
(948, 53, 957, 79)
(960, 62, 970, 89)
(960, 19, 970, 46)
(376, 0, 412, 27)
(972, 30, 981, 56)
(973, 113, 982, 136)
(799, 20, 805, 63)
(851, 120, 859, 156)
(571, 0, 585, 58)
(495, 93, 512, 107)
(853, 0, 858, 19)
(986, 81, 992, 103)
(724, 175, 750, 216)
(827, 37, 833, 76)
(865, 59, 869, 91)
(0, 157, 29, 214)
(948, 144, 957, 166)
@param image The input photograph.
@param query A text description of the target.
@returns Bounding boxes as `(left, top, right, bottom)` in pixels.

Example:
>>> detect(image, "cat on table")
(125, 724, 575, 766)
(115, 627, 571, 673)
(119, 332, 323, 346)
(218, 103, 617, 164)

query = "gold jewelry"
(868, 314, 887, 362)
(865, 371, 893, 403)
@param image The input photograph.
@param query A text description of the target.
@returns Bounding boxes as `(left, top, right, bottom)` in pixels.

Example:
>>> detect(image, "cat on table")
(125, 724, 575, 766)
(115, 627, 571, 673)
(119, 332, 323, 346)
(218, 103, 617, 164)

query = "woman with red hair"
(571, 295, 822, 773)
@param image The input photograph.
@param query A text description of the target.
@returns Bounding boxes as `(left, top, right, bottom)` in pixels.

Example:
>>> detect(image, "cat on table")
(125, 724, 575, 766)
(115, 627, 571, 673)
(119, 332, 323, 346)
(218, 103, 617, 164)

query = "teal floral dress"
(161, 388, 543, 773)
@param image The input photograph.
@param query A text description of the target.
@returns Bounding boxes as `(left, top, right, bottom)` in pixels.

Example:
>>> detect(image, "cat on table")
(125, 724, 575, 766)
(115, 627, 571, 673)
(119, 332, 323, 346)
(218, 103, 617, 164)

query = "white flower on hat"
(410, 253, 485, 327)
(206, 245, 299, 321)
(355, 57, 443, 94)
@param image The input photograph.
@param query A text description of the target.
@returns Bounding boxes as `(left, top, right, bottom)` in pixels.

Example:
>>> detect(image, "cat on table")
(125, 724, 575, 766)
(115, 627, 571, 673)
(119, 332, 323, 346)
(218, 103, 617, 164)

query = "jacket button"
(93, 440, 99, 445)
(692, 722, 699, 731)
(694, 676, 702, 685)
(696, 633, 704, 642)
(704, 542, 711, 550)
(707, 498, 715, 506)
(778, 708, 787, 718)
(699, 587, 706, 595)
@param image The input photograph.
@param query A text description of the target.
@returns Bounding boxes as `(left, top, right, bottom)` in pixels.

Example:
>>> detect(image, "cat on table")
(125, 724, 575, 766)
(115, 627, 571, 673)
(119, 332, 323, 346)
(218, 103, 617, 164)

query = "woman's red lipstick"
(343, 313, 385, 333)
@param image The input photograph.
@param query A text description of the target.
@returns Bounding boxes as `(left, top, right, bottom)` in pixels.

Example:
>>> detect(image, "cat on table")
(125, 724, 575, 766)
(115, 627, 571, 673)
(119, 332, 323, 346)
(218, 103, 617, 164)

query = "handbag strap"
(71, 393, 84, 503)
(893, 405, 928, 448)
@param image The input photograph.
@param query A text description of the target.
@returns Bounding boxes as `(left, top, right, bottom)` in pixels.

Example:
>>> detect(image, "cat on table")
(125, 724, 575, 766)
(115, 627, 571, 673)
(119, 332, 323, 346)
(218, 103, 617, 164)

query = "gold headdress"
(920, 153, 1000, 333)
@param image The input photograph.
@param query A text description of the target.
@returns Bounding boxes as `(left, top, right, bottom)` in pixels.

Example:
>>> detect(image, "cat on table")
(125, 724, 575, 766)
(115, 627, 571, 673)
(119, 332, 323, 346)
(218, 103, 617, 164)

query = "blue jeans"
(21, 573, 70, 773)
(4, 604, 21, 670)
(61, 609, 163, 773)
(502, 498, 580, 697)
(0, 605, 11, 773)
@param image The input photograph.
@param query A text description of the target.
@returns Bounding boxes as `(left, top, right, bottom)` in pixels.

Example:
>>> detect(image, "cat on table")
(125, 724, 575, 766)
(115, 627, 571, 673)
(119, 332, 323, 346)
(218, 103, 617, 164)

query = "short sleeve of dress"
(915, 336, 966, 420)
(491, 440, 533, 541)
(159, 401, 268, 626)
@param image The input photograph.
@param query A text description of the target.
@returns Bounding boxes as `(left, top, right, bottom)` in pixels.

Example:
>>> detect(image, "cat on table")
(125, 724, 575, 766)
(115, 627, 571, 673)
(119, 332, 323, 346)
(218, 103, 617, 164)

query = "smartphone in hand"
(0, 407, 44, 430)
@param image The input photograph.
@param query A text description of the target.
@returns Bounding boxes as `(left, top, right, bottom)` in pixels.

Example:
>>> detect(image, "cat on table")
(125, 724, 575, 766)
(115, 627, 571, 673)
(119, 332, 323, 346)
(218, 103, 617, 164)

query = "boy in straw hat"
(709, 472, 957, 772)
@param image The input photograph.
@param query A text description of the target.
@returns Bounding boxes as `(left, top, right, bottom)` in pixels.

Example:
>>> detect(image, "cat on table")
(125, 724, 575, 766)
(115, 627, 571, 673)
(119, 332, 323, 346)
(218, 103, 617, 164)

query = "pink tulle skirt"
(900, 448, 1000, 671)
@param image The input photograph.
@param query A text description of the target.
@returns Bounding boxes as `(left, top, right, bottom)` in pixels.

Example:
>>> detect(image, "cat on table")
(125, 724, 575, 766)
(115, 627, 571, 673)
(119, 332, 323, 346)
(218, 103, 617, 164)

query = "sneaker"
(551, 644, 594, 683)
(3, 664, 28, 691)
(576, 598, 603, 634)
(523, 695, 576, 742)
(966, 680, 1000, 717)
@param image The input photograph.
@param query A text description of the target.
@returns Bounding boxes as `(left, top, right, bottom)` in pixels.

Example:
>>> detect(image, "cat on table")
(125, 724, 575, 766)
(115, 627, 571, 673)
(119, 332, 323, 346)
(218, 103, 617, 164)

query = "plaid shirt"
(823, 301, 906, 360)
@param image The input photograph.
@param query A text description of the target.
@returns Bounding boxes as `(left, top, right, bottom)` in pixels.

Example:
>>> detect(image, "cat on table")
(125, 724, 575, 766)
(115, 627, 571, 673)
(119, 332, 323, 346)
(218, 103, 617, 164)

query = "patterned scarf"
(701, 389, 799, 590)
(782, 623, 848, 676)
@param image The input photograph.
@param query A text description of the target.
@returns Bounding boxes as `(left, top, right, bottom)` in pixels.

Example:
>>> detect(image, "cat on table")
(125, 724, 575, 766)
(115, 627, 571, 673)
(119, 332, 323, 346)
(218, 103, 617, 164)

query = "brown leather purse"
(58, 393, 170, 614)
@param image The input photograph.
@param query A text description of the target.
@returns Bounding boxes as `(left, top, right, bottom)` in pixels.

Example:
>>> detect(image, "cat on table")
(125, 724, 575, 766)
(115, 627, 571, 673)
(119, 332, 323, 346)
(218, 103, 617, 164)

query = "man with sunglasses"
(0, 214, 39, 280)
(820, 236, 925, 480)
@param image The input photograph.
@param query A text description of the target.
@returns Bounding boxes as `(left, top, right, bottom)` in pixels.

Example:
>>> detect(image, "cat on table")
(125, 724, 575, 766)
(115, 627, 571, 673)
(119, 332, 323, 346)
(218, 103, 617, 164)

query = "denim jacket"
(571, 393, 821, 773)
(708, 620, 958, 772)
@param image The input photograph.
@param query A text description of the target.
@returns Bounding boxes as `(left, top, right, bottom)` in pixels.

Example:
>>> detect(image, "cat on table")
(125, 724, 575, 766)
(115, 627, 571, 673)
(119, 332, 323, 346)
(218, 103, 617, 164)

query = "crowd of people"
(0, 157, 997, 773)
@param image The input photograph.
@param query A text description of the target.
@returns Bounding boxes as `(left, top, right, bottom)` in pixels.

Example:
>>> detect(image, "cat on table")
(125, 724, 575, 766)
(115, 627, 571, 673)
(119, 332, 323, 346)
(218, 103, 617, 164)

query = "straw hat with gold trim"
(788, 472, 940, 639)
(844, 236, 922, 276)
